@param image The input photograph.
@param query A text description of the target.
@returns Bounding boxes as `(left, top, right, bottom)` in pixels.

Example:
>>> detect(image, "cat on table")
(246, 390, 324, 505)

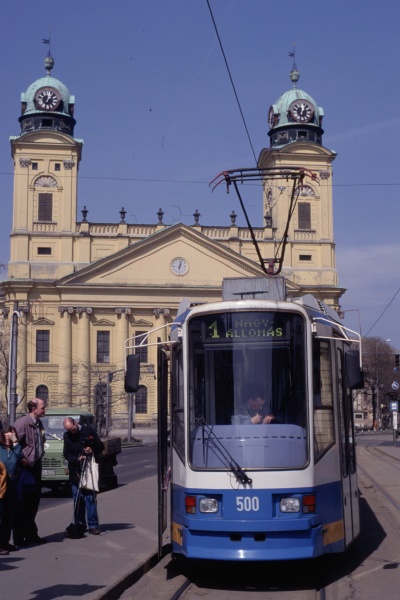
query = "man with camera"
(63, 417, 104, 536)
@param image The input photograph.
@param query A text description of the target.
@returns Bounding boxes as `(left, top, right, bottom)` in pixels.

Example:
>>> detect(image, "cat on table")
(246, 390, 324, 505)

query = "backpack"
(64, 522, 86, 539)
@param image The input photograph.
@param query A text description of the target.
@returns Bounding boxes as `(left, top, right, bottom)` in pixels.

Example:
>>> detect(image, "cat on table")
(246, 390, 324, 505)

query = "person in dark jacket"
(63, 417, 104, 535)
(0, 425, 23, 552)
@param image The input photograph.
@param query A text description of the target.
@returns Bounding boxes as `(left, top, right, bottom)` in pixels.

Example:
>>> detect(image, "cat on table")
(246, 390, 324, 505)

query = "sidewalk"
(110, 427, 158, 446)
(0, 474, 161, 600)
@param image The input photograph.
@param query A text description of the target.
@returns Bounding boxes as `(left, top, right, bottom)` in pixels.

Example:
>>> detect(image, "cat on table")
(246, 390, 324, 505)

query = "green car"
(41, 408, 121, 493)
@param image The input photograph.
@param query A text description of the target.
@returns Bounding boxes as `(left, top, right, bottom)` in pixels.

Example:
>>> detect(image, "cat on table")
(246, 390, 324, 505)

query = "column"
(58, 308, 72, 405)
(17, 313, 28, 403)
(76, 308, 91, 408)
(153, 308, 170, 342)
(115, 309, 130, 416)
(115, 309, 130, 371)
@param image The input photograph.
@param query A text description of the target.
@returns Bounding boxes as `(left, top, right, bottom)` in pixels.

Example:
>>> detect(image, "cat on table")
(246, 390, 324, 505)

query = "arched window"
(36, 384, 49, 403)
(35, 176, 57, 222)
(136, 386, 148, 414)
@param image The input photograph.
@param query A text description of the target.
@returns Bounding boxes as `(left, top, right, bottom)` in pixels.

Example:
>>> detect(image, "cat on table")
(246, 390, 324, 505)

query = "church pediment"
(93, 318, 115, 327)
(134, 319, 153, 327)
(57, 223, 265, 289)
(32, 317, 55, 326)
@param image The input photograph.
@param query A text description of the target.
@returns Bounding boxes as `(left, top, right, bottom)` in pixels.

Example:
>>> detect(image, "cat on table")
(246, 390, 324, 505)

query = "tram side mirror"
(345, 350, 364, 390)
(125, 354, 141, 393)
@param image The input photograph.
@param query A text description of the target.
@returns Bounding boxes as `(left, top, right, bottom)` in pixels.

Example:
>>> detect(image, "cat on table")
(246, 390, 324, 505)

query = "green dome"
(22, 74, 73, 117)
(20, 55, 74, 117)
(268, 70, 324, 147)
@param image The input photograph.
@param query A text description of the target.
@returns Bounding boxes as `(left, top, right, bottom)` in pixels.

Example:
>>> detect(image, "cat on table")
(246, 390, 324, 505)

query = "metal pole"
(8, 303, 19, 425)
(127, 393, 133, 443)
(106, 372, 110, 437)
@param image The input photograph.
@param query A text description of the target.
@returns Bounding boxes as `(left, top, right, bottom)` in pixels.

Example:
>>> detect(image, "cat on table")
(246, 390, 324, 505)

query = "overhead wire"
(0, 171, 399, 189)
(205, 0, 258, 166)
(365, 287, 400, 337)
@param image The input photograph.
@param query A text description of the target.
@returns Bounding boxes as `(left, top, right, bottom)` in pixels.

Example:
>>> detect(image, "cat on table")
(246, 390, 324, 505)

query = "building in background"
(0, 55, 343, 428)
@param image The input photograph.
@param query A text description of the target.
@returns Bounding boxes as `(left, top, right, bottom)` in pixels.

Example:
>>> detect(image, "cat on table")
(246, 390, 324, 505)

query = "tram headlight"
(199, 497, 219, 513)
(280, 497, 301, 513)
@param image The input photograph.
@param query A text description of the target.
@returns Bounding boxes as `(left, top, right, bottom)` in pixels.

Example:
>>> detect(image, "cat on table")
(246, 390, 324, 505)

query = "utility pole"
(127, 393, 136, 443)
(8, 302, 19, 425)
(105, 371, 114, 437)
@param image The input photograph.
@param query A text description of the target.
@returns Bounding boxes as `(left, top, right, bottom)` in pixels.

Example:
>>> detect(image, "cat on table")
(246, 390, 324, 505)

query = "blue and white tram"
(126, 277, 363, 562)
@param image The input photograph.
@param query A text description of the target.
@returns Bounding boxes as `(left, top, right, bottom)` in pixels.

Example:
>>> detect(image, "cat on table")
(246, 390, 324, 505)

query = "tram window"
(338, 348, 356, 476)
(313, 340, 335, 460)
(338, 349, 348, 477)
(171, 345, 185, 462)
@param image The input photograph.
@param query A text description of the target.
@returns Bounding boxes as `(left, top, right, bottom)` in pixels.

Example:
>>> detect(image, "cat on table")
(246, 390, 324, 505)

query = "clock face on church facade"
(171, 257, 189, 276)
(289, 99, 314, 123)
(35, 87, 61, 111)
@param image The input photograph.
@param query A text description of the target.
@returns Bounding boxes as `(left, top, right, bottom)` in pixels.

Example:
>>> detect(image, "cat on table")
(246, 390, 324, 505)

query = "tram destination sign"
(203, 312, 296, 341)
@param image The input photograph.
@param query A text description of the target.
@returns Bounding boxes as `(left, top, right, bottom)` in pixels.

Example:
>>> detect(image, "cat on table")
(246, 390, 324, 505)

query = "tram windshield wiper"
(195, 418, 252, 485)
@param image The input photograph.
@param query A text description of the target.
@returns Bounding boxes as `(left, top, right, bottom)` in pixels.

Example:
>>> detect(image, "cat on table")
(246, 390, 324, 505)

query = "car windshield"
(41, 415, 81, 439)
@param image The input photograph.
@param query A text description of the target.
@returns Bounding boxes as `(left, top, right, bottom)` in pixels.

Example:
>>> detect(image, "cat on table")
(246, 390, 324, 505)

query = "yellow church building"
(0, 55, 343, 430)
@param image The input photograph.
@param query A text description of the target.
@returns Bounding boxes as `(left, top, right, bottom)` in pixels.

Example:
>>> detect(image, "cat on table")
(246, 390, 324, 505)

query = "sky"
(0, 0, 399, 350)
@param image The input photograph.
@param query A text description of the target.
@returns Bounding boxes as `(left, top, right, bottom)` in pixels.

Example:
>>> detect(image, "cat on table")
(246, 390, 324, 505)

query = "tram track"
(165, 580, 324, 600)
(120, 550, 327, 600)
(357, 445, 400, 514)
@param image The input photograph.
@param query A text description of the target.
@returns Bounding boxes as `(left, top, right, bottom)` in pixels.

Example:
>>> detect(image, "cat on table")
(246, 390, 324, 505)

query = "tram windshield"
(188, 310, 308, 470)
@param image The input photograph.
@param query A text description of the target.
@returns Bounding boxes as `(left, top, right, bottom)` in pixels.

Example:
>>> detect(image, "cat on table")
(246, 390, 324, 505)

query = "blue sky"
(0, 0, 399, 349)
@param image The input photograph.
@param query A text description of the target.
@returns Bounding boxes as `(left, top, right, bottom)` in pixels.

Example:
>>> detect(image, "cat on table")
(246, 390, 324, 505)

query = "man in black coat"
(63, 417, 104, 535)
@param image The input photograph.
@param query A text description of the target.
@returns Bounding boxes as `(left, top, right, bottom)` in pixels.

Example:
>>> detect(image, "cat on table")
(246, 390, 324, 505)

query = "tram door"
(337, 347, 359, 545)
(157, 343, 169, 559)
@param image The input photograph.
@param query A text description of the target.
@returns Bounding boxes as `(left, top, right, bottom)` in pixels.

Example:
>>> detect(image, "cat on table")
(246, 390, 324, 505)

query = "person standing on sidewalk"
(63, 417, 104, 535)
(0, 460, 8, 555)
(0, 426, 23, 552)
(13, 398, 47, 546)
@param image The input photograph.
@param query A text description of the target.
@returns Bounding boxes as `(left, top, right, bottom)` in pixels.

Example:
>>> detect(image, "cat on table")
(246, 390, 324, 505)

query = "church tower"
(9, 54, 83, 280)
(258, 67, 342, 307)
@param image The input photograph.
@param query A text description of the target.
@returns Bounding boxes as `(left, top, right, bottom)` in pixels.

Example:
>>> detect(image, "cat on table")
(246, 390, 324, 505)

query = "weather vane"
(288, 43, 297, 70)
(42, 34, 52, 56)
